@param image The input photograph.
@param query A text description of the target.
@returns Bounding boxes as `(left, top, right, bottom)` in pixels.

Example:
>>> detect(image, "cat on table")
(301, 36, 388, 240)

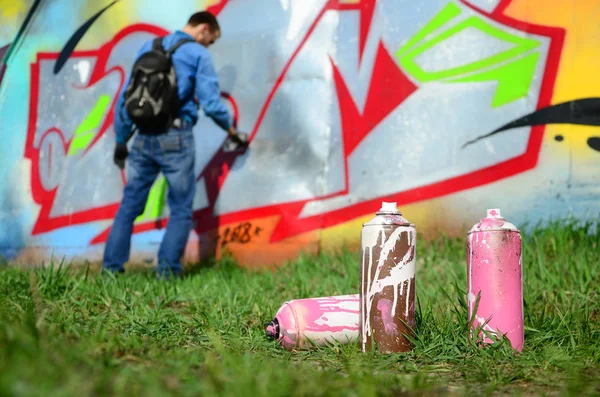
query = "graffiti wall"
(0, 0, 598, 268)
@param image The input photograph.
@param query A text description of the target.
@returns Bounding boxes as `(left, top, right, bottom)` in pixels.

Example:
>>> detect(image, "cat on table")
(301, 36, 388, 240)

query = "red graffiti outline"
(25, 0, 565, 244)
(25, 24, 168, 234)
(92, 0, 378, 243)
(272, 0, 563, 242)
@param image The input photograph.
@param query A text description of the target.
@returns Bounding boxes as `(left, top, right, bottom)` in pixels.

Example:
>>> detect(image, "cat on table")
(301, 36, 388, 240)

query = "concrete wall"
(1, 0, 598, 268)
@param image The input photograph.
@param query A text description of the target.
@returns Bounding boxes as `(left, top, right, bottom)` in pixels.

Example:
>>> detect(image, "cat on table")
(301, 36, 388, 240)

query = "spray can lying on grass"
(467, 208, 524, 351)
(360, 202, 417, 353)
(265, 294, 360, 351)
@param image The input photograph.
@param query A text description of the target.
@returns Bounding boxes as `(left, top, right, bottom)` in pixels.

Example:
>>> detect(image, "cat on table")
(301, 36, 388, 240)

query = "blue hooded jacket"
(114, 30, 232, 144)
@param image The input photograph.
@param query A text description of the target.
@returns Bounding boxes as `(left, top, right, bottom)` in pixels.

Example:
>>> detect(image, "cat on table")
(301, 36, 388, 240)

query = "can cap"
(265, 318, 280, 340)
(364, 201, 411, 226)
(468, 208, 519, 233)
(379, 201, 400, 214)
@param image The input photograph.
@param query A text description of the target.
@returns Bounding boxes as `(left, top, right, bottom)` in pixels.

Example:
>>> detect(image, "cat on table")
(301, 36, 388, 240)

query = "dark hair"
(187, 11, 220, 32)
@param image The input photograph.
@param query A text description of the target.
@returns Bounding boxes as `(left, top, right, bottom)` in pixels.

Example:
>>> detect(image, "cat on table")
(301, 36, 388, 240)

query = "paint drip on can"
(360, 202, 416, 353)
(265, 294, 359, 351)
(467, 208, 524, 351)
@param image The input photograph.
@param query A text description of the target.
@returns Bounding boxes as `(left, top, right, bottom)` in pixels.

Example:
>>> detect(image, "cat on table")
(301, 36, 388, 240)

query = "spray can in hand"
(265, 294, 360, 351)
(223, 132, 249, 153)
(467, 208, 524, 351)
(360, 202, 417, 353)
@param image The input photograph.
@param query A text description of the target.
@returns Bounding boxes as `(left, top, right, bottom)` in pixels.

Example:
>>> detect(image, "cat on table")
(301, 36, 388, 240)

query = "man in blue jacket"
(103, 11, 241, 278)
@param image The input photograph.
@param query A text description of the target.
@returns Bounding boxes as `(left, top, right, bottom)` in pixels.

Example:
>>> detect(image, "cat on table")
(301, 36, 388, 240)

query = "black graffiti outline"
(53, 0, 120, 75)
(462, 97, 600, 152)
(1, 0, 44, 89)
(2, 0, 44, 66)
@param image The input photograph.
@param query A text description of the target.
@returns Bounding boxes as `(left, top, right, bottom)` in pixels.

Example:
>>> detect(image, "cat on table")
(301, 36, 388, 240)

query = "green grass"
(1, 220, 599, 396)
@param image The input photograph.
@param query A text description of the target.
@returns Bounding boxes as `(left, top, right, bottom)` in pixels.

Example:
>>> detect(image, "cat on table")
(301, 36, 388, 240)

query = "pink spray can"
(265, 294, 360, 351)
(467, 208, 524, 351)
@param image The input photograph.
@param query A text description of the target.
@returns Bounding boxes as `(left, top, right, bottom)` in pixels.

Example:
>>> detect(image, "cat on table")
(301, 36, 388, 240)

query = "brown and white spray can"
(360, 202, 417, 353)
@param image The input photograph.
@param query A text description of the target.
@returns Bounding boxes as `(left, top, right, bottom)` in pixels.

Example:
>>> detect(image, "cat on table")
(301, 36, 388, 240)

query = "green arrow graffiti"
(68, 95, 111, 156)
(396, 1, 541, 108)
(450, 52, 539, 107)
(396, 2, 462, 59)
(135, 176, 167, 223)
(68, 94, 168, 222)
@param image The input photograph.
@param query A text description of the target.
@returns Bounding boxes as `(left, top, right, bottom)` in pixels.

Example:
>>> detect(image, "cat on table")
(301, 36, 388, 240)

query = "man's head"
(183, 11, 221, 47)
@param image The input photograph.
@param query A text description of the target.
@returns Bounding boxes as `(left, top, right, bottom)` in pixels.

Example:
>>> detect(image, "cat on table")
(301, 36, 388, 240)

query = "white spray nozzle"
(380, 202, 398, 213)
(486, 208, 502, 218)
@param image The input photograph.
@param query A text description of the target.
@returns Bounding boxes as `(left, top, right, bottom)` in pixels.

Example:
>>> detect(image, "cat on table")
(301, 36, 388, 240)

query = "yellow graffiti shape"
(0, 0, 31, 37)
(79, 0, 132, 48)
(505, 0, 600, 159)
(201, 0, 222, 7)
(0, 0, 29, 20)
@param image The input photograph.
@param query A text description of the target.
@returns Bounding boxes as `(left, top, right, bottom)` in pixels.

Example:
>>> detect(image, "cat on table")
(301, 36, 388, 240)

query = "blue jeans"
(102, 125, 195, 276)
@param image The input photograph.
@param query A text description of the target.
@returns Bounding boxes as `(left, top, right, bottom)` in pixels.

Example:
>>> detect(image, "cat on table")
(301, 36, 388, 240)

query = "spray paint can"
(467, 208, 523, 351)
(265, 294, 359, 351)
(360, 202, 417, 353)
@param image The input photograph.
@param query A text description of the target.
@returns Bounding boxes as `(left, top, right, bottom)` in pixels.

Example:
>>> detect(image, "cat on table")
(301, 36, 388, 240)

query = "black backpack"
(123, 36, 194, 132)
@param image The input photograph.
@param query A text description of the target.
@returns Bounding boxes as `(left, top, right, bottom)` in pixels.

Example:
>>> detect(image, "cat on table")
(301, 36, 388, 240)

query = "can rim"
(467, 228, 520, 234)
(375, 210, 402, 216)
(362, 222, 414, 227)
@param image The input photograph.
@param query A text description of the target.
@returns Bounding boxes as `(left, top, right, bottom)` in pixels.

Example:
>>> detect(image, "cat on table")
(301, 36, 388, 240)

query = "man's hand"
(113, 143, 128, 170)
(226, 125, 238, 138)
(227, 126, 248, 146)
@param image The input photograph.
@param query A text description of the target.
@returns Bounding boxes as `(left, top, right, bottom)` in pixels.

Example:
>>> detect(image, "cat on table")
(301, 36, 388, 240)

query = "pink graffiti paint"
(265, 294, 360, 351)
(467, 208, 524, 351)
(376, 299, 399, 336)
